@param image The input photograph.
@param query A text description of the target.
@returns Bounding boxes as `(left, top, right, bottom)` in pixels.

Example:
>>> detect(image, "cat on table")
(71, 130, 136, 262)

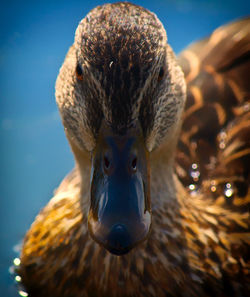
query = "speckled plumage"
(56, 2, 185, 152)
(19, 3, 250, 297)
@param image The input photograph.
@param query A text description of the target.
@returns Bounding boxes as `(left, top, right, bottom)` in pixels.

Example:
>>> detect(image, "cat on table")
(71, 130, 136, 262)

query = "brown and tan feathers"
(18, 11, 250, 297)
(176, 17, 250, 210)
(18, 170, 202, 297)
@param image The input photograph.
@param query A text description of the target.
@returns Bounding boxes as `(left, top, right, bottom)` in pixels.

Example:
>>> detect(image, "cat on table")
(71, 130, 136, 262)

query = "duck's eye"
(158, 67, 164, 82)
(76, 64, 83, 80)
(131, 157, 137, 172)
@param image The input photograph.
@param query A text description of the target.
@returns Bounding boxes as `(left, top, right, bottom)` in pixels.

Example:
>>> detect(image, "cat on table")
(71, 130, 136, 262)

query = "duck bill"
(88, 125, 151, 255)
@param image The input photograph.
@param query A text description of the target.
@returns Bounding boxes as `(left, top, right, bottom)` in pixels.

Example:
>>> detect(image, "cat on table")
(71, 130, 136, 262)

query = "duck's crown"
(56, 2, 186, 152)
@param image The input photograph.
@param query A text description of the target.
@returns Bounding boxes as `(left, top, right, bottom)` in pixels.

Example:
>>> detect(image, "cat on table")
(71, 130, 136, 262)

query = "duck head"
(56, 2, 186, 255)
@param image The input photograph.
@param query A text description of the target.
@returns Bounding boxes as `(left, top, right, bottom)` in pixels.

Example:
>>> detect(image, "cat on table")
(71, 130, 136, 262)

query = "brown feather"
(18, 5, 250, 297)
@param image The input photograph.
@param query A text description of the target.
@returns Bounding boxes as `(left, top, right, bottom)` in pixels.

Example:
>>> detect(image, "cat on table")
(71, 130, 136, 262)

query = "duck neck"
(67, 135, 92, 203)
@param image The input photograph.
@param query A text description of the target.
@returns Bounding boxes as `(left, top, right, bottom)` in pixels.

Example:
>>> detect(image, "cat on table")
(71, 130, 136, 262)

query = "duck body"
(19, 3, 250, 297)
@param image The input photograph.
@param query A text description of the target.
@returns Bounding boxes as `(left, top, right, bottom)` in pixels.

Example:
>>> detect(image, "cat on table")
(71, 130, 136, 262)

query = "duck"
(18, 2, 250, 297)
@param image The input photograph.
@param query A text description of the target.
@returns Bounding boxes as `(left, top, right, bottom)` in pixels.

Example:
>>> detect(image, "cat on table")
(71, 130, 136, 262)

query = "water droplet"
(221, 131, 227, 138)
(9, 265, 15, 275)
(13, 243, 22, 254)
(191, 170, 200, 181)
(219, 142, 225, 149)
(191, 163, 198, 170)
(190, 163, 200, 182)
(224, 183, 234, 198)
(211, 186, 217, 192)
(19, 290, 28, 297)
(210, 180, 217, 192)
(243, 102, 250, 112)
(189, 183, 198, 196)
(15, 275, 22, 282)
(189, 184, 196, 191)
(218, 131, 227, 150)
(109, 61, 114, 68)
(13, 258, 21, 266)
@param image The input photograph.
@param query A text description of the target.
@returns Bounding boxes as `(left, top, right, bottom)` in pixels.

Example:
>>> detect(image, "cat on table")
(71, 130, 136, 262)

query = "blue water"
(0, 0, 249, 295)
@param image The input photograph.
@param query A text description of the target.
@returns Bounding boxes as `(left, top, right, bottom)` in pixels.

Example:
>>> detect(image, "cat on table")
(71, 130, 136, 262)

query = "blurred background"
(0, 0, 249, 296)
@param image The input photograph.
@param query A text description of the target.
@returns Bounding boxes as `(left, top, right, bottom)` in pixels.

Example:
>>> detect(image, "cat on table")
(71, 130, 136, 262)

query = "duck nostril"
(131, 157, 137, 171)
(103, 156, 111, 171)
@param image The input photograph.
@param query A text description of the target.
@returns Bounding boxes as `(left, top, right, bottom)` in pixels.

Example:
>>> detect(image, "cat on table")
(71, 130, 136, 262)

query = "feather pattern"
(18, 4, 249, 297)
(176, 17, 250, 211)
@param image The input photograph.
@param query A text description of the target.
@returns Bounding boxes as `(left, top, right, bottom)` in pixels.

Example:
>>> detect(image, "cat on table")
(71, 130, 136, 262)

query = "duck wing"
(176, 17, 250, 211)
